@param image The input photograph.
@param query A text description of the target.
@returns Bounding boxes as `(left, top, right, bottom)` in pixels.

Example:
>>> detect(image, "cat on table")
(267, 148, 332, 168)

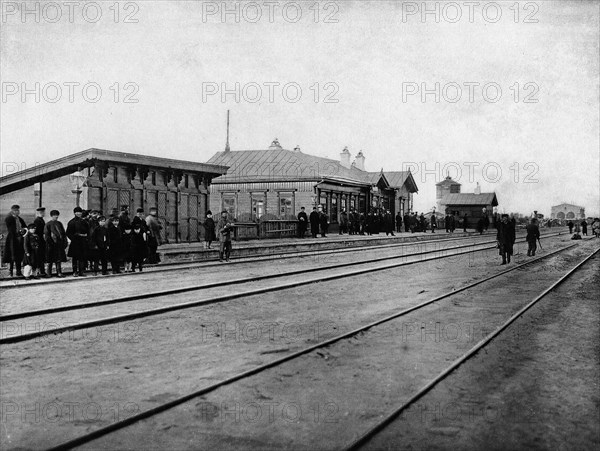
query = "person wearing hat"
(318, 205, 329, 237)
(309, 207, 320, 238)
(23, 223, 43, 279)
(297, 207, 308, 238)
(118, 205, 131, 233)
(131, 208, 149, 239)
(526, 217, 540, 256)
(3, 205, 27, 278)
(216, 210, 233, 262)
(204, 210, 216, 249)
(145, 207, 163, 264)
(43, 210, 67, 277)
(33, 207, 47, 276)
(66, 206, 90, 277)
(496, 214, 516, 264)
(107, 216, 124, 273)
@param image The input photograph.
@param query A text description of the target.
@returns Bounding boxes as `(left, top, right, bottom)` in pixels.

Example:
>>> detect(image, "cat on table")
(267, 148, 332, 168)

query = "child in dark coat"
(90, 216, 109, 275)
(107, 217, 123, 274)
(121, 225, 133, 272)
(23, 224, 43, 279)
(130, 224, 148, 272)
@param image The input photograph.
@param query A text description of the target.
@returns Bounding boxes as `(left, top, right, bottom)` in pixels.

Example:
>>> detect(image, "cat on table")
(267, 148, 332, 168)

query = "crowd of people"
(5, 202, 599, 279)
(3, 204, 163, 279)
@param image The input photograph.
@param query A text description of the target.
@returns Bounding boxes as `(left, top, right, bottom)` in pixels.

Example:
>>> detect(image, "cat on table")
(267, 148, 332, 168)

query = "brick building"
(436, 176, 498, 228)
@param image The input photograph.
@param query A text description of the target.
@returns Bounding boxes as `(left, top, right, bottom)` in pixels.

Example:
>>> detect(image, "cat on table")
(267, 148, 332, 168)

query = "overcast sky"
(1, 0, 598, 216)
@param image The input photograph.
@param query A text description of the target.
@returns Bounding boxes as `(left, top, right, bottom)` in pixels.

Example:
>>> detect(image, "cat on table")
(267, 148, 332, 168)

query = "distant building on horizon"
(550, 203, 585, 220)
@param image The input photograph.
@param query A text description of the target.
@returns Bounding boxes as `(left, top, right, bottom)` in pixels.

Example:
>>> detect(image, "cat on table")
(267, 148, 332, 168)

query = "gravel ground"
(0, 234, 595, 450)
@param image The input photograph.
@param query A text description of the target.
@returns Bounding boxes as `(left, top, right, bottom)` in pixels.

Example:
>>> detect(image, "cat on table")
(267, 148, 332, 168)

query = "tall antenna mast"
(225, 110, 231, 152)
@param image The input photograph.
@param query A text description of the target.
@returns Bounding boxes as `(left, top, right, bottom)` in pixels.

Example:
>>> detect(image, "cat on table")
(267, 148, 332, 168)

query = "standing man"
(118, 205, 131, 233)
(395, 212, 403, 233)
(339, 209, 348, 235)
(463, 213, 468, 232)
(384, 210, 395, 236)
(567, 220, 574, 233)
(297, 206, 308, 238)
(4, 205, 27, 278)
(581, 219, 588, 236)
(419, 212, 426, 233)
(33, 207, 47, 276)
(217, 210, 233, 262)
(496, 214, 516, 265)
(526, 217, 540, 256)
(66, 206, 90, 277)
(145, 207, 163, 264)
(44, 210, 67, 278)
(430, 213, 437, 233)
(318, 205, 329, 238)
(404, 212, 410, 233)
(309, 207, 320, 238)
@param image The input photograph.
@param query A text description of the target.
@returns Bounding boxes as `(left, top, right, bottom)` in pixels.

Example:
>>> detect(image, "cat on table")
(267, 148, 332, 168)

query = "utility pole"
(225, 110, 231, 152)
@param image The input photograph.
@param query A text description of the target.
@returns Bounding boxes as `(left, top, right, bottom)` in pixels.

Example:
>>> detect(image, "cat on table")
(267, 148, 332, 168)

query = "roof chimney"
(340, 146, 351, 168)
(268, 138, 282, 150)
(293, 145, 301, 152)
(354, 150, 365, 171)
(474, 182, 481, 195)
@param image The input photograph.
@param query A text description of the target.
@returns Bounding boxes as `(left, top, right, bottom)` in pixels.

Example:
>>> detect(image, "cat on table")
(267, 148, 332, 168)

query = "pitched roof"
(441, 192, 498, 206)
(207, 148, 374, 186)
(208, 148, 419, 193)
(0, 148, 229, 195)
(365, 171, 418, 192)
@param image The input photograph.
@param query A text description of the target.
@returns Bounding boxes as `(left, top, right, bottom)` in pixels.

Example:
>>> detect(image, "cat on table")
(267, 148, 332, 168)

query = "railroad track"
(42, 239, 597, 450)
(344, 245, 600, 450)
(0, 230, 566, 289)
(0, 232, 565, 344)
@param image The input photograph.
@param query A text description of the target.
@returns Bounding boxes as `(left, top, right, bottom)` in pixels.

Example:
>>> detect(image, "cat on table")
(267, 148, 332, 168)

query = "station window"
(330, 196, 338, 222)
(222, 195, 236, 218)
(279, 193, 293, 217)
(184, 174, 189, 188)
(319, 194, 327, 213)
(450, 185, 460, 193)
(112, 167, 118, 183)
(151, 171, 156, 185)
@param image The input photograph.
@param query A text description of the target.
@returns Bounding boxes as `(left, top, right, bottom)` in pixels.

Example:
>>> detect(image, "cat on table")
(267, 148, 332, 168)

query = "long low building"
(0, 149, 228, 243)
(206, 139, 419, 227)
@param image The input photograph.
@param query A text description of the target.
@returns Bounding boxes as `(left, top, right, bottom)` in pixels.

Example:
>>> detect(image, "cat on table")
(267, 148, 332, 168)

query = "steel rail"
(0, 230, 565, 290)
(0, 232, 564, 322)
(1, 234, 557, 344)
(0, 234, 527, 321)
(44, 242, 584, 451)
(343, 246, 600, 451)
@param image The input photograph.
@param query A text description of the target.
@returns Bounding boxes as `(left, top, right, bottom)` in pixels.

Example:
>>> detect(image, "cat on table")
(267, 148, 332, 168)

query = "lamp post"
(70, 170, 86, 208)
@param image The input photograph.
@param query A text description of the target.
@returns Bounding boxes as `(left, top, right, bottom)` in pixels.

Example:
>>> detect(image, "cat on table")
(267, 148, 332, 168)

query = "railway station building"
(436, 175, 498, 228)
(206, 139, 419, 232)
(0, 148, 228, 243)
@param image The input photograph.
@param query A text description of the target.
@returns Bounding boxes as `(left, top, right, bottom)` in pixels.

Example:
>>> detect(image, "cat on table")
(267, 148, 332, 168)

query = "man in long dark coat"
(395, 212, 403, 233)
(463, 213, 468, 232)
(297, 207, 308, 238)
(309, 207, 320, 238)
(32, 207, 47, 276)
(339, 209, 348, 235)
(581, 219, 588, 236)
(3, 204, 27, 277)
(66, 206, 90, 277)
(404, 212, 410, 233)
(318, 206, 329, 237)
(526, 217, 540, 256)
(44, 210, 67, 277)
(496, 214, 516, 264)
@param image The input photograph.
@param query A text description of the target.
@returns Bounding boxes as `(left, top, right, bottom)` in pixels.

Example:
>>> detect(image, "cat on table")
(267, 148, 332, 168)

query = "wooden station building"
(207, 139, 419, 228)
(0, 148, 228, 243)
(436, 176, 498, 228)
